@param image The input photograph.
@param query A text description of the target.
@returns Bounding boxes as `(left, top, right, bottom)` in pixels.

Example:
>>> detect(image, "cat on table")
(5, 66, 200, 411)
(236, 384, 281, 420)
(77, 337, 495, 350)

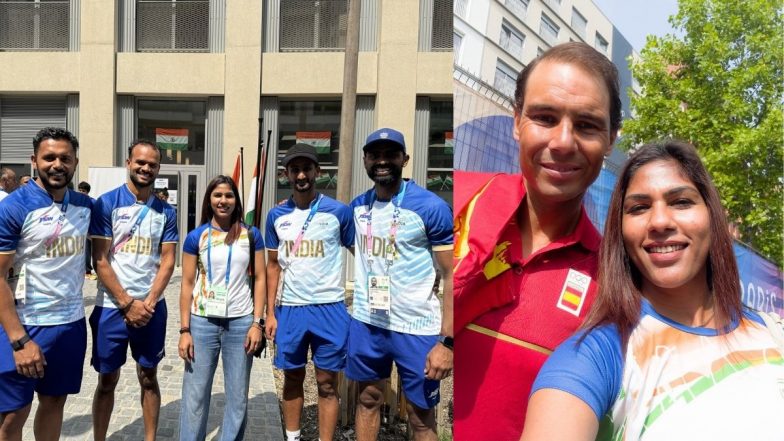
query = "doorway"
(157, 165, 206, 265)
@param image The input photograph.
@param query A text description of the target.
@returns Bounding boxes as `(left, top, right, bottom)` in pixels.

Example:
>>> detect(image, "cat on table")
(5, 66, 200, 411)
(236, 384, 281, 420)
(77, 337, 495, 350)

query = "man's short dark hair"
(78, 181, 91, 193)
(514, 42, 622, 135)
(128, 138, 162, 160)
(32, 127, 79, 155)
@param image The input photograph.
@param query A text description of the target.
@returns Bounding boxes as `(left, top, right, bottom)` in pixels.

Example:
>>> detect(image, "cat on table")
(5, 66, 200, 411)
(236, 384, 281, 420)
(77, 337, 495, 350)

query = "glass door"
(157, 166, 206, 265)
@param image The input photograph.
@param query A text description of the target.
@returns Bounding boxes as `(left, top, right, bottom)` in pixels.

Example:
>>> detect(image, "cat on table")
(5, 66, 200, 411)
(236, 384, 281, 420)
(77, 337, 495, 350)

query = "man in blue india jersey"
(89, 139, 178, 441)
(265, 143, 354, 441)
(0, 127, 93, 440)
(347, 128, 454, 441)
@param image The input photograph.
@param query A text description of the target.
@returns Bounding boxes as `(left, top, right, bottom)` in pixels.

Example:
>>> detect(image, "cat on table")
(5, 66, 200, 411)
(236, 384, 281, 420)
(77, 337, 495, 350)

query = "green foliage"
(622, 0, 784, 267)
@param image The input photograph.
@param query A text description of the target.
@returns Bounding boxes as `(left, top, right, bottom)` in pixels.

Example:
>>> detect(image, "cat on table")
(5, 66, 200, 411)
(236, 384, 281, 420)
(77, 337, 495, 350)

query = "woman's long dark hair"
(200, 175, 244, 245)
(581, 140, 742, 346)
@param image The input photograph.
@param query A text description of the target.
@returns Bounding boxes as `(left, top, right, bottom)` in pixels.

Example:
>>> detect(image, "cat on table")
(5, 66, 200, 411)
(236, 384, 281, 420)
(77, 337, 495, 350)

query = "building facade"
(453, 0, 637, 174)
(454, 0, 635, 117)
(0, 0, 454, 247)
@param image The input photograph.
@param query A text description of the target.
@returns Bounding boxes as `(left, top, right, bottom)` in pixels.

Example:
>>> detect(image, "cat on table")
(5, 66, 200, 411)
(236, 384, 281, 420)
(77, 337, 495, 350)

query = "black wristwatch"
(437, 335, 453, 350)
(11, 334, 31, 352)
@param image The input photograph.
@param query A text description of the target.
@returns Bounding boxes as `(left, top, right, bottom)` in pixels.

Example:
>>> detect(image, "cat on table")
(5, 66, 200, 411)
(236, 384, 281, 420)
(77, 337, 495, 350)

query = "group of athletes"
(0, 125, 453, 441)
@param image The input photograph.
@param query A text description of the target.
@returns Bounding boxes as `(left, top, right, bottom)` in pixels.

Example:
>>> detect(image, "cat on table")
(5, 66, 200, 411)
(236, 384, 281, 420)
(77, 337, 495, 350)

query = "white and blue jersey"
(350, 180, 453, 335)
(89, 184, 178, 308)
(0, 184, 93, 325)
(183, 223, 264, 317)
(532, 301, 784, 440)
(265, 194, 354, 305)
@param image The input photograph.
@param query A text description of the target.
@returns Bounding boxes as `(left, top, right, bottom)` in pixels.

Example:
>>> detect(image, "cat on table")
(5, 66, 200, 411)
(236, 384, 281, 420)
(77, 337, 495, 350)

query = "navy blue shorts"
(0, 318, 87, 412)
(273, 302, 350, 372)
(345, 318, 440, 409)
(89, 300, 167, 373)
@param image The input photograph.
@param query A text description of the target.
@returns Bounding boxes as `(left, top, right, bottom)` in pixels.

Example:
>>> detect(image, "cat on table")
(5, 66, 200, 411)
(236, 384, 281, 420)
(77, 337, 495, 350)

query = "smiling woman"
(177, 175, 267, 441)
(521, 141, 784, 441)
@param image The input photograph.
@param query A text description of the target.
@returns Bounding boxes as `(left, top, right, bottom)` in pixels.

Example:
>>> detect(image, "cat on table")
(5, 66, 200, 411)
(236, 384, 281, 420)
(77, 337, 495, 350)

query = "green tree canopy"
(622, 0, 784, 267)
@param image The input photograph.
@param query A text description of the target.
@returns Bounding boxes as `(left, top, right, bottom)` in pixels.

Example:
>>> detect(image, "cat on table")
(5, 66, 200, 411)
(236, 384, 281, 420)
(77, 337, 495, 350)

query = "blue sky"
(591, 0, 680, 52)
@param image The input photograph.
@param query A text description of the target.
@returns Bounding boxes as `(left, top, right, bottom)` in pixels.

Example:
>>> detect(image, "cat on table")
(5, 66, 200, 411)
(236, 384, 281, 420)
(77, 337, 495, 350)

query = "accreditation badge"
(204, 283, 229, 317)
(368, 274, 391, 318)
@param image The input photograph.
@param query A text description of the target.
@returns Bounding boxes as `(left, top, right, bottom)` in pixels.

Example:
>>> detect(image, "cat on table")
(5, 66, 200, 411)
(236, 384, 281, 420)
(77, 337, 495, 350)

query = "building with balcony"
(452, 0, 637, 234)
(0, 0, 454, 247)
(454, 0, 636, 120)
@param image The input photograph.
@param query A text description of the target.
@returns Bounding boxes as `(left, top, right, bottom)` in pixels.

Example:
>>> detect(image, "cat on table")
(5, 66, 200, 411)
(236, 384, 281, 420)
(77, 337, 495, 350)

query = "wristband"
(437, 335, 454, 350)
(179, 327, 191, 334)
(11, 334, 31, 352)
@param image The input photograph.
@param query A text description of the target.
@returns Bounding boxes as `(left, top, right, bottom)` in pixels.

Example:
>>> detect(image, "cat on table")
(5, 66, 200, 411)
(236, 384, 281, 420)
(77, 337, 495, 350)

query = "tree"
(622, 0, 784, 267)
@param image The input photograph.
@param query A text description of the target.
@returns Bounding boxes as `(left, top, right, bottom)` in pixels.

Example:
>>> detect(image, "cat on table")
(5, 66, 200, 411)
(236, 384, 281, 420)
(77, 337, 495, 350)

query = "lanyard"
(113, 198, 153, 254)
(365, 180, 407, 269)
(44, 190, 70, 248)
(207, 223, 233, 287)
(289, 194, 322, 258)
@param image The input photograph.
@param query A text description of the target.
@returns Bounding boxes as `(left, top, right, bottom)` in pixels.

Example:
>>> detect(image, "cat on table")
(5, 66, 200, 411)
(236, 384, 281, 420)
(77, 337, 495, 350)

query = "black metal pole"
(239, 146, 245, 209)
(252, 119, 264, 228)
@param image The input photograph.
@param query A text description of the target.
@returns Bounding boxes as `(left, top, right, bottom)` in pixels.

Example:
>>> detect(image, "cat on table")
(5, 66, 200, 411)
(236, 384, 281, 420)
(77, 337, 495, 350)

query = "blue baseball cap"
(363, 128, 406, 153)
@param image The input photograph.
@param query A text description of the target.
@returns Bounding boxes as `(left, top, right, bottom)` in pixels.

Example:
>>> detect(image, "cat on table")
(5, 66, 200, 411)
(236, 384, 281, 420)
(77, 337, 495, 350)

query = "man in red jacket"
(454, 42, 621, 440)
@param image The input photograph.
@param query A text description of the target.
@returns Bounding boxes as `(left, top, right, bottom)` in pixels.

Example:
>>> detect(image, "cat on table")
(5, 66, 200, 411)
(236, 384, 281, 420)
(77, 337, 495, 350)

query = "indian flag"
(156, 128, 189, 151)
(244, 165, 260, 227)
(445, 131, 454, 154)
(296, 131, 331, 154)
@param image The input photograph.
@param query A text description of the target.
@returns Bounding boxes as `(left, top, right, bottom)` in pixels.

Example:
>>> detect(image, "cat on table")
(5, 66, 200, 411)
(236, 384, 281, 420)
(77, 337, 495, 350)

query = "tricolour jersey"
(350, 180, 453, 335)
(183, 223, 264, 317)
(533, 300, 784, 441)
(0, 184, 93, 325)
(89, 184, 178, 307)
(265, 194, 353, 305)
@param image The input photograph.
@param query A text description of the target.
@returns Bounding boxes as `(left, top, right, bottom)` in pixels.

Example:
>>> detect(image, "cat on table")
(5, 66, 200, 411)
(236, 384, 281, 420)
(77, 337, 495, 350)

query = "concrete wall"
(0, 0, 452, 184)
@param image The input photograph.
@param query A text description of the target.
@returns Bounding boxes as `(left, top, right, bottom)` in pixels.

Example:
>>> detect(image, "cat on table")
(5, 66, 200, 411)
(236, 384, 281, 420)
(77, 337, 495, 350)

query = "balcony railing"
(0, 1, 69, 51)
(280, 0, 347, 52)
(136, 0, 209, 52)
(431, 0, 452, 51)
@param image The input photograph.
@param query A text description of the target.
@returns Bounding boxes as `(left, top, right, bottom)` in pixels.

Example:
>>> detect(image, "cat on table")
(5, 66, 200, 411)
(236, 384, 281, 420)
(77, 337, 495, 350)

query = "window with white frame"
(504, 0, 527, 20)
(494, 59, 517, 99)
(539, 13, 559, 46)
(0, 0, 70, 51)
(542, 0, 560, 10)
(499, 20, 524, 59)
(571, 7, 587, 38)
(136, 0, 209, 52)
(595, 32, 609, 54)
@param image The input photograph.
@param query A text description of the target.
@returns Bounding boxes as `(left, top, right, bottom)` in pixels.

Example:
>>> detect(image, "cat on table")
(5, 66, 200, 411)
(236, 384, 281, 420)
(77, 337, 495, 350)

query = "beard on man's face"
(366, 164, 402, 186)
(130, 171, 155, 188)
(37, 168, 72, 191)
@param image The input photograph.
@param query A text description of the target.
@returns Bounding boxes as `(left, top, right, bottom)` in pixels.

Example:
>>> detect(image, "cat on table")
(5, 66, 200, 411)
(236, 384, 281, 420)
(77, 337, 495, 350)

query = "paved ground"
(22, 268, 282, 440)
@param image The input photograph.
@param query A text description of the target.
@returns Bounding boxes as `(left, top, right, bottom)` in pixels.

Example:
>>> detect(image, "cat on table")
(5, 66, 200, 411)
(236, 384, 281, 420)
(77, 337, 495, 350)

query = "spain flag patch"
(556, 269, 591, 316)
